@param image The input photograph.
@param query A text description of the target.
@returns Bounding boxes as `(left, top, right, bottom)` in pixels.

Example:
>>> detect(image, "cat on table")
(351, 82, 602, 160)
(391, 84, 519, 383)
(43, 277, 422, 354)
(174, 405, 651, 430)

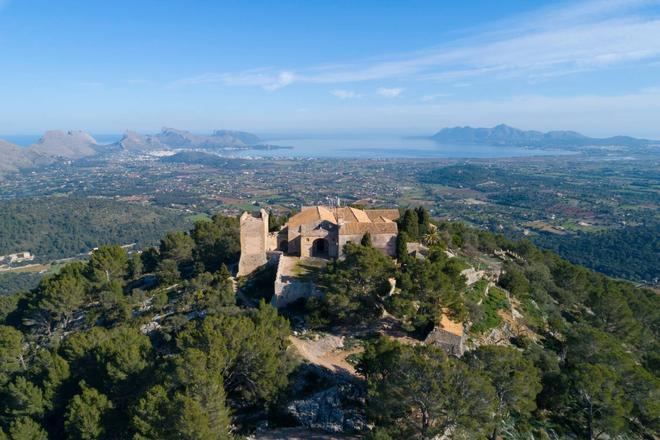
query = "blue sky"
(1, 0, 660, 137)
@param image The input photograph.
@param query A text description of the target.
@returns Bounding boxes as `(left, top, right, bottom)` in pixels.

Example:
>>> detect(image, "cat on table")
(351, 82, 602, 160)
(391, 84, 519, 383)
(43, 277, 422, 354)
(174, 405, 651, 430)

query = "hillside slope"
(0, 197, 191, 262)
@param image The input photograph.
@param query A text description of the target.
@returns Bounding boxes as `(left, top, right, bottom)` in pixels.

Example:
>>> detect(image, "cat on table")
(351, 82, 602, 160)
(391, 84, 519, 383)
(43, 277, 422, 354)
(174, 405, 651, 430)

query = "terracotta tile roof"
(349, 207, 372, 223)
(287, 206, 399, 230)
(339, 222, 398, 235)
(288, 206, 337, 227)
(333, 207, 371, 223)
(365, 209, 400, 221)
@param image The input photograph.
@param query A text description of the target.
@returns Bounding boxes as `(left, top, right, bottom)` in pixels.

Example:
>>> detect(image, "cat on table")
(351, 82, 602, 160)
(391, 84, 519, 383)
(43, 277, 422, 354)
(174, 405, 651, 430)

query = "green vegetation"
(0, 214, 294, 439)
(419, 162, 660, 284)
(532, 222, 659, 283)
(469, 285, 509, 334)
(308, 242, 395, 326)
(301, 212, 658, 439)
(0, 206, 657, 439)
(0, 273, 42, 296)
(0, 197, 191, 263)
(360, 338, 498, 439)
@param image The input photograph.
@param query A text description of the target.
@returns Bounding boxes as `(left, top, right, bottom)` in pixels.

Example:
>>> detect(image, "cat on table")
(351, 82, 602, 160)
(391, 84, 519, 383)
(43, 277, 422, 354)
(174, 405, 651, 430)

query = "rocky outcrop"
(286, 383, 367, 434)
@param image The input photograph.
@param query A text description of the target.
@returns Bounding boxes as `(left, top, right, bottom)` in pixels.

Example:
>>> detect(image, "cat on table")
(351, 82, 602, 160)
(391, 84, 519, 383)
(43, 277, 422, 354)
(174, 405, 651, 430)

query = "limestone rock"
(286, 383, 367, 434)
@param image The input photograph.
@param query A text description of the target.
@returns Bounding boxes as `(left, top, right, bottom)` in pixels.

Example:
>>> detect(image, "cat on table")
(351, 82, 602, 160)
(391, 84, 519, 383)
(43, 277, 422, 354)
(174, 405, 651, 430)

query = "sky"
(1, 0, 660, 137)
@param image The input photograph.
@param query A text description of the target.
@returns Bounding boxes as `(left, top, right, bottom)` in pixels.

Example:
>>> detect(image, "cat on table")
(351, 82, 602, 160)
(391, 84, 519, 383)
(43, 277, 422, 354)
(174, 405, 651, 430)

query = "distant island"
(0, 128, 290, 174)
(428, 124, 658, 149)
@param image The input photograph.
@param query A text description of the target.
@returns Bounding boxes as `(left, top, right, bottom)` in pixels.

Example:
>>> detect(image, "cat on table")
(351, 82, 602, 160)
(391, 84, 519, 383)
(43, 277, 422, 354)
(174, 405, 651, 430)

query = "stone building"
(282, 206, 399, 259)
(238, 206, 400, 277)
(424, 311, 467, 357)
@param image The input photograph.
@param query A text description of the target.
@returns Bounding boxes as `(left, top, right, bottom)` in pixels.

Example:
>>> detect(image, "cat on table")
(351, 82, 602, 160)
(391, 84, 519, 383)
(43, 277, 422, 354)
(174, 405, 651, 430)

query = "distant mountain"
(0, 127, 273, 176)
(0, 139, 54, 174)
(111, 127, 263, 151)
(430, 124, 656, 148)
(29, 130, 99, 158)
(211, 130, 261, 146)
(114, 130, 165, 151)
(0, 140, 33, 173)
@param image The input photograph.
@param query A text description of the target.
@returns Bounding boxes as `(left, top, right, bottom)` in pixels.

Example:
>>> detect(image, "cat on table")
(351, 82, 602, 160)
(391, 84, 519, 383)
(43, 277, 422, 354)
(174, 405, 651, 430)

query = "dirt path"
(289, 334, 362, 376)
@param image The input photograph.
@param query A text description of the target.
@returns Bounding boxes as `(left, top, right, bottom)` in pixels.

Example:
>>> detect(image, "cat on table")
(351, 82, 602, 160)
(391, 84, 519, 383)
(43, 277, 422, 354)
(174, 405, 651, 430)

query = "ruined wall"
(237, 209, 269, 277)
(271, 255, 323, 308)
(424, 328, 466, 357)
(267, 232, 279, 252)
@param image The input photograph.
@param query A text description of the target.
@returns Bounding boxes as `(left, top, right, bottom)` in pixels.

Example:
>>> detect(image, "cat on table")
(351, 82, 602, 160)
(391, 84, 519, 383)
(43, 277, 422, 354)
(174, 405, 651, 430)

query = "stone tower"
(238, 209, 269, 276)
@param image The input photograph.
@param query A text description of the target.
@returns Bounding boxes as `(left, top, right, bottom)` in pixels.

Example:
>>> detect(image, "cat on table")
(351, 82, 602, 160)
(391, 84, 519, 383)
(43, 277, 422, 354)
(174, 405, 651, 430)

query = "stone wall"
(337, 233, 397, 257)
(287, 227, 302, 256)
(238, 209, 269, 276)
(299, 226, 338, 258)
(271, 256, 323, 308)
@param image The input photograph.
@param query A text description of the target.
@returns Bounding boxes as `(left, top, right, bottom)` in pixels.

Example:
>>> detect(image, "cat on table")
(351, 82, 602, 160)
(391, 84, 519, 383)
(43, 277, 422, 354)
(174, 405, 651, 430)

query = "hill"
(0, 209, 656, 439)
(531, 223, 659, 283)
(430, 124, 656, 148)
(0, 140, 34, 173)
(29, 130, 100, 158)
(0, 197, 192, 263)
(0, 140, 54, 173)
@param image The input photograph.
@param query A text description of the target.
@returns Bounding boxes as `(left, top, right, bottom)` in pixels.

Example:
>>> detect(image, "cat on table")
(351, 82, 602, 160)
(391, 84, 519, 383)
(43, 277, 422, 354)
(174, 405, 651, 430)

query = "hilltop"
(0, 207, 656, 439)
(430, 123, 657, 149)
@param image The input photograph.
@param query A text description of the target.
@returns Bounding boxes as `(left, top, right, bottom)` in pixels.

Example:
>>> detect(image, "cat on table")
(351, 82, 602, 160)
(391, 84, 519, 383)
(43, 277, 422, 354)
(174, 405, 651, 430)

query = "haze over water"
(234, 135, 574, 159)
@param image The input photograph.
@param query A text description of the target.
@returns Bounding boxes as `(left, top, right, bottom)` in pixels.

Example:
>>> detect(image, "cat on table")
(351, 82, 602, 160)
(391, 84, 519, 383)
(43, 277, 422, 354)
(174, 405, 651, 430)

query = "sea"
(3, 134, 574, 159)
(239, 135, 574, 159)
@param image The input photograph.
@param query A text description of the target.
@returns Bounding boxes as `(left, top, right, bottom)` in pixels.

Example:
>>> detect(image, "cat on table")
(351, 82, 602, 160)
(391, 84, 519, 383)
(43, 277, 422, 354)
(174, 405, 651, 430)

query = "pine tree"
(400, 209, 419, 240)
(466, 346, 542, 439)
(64, 382, 113, 440)
(7, 417, 48, 440)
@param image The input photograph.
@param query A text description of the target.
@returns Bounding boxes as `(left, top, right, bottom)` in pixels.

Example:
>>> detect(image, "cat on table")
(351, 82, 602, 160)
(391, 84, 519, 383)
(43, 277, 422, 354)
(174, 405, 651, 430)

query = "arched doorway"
(311, 238, 329, 258)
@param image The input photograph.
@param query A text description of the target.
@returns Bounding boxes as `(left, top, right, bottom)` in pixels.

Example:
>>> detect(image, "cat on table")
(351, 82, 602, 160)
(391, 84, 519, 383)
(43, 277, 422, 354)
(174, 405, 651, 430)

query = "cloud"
(176, 69, 296, 91)
(377, 87, 403, 98)
(330, 89, 362, 99)
(263, 71, 296, 91)
(175, 0, 660, 90)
